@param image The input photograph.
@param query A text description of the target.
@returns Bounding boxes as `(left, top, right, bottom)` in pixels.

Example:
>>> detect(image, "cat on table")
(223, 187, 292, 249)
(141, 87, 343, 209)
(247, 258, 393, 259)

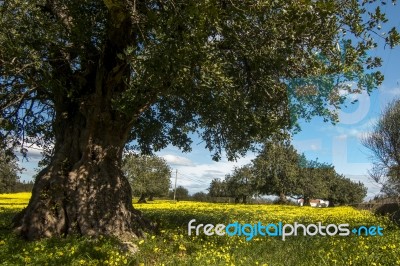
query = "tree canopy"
(252, 139, 301, 202)
(0, 0, 397, 240)
(225, 164, 256, 203)
(1, 0, 398, 160)
(123, 153, 171, 202)
(208, 178, 227, 198)
(171, 185, 189, 201)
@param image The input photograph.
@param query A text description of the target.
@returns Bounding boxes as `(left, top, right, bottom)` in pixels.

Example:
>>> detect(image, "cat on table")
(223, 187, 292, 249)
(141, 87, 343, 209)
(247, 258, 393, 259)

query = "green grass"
(1, 194, 400, 265)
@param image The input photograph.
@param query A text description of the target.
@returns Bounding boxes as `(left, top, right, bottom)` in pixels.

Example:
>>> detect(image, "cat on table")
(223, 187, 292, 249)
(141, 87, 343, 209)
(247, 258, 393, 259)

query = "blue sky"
(17, 3, 400, 200)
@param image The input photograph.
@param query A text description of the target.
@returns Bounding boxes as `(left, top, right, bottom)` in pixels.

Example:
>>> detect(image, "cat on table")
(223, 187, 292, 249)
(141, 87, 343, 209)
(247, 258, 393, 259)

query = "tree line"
(208, 139, 367, 206)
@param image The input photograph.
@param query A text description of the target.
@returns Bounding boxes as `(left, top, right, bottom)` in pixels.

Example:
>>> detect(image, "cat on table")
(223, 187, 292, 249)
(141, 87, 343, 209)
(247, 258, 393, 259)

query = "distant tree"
(0, 148, 20, 193)
(191, 192, 209, 202)
(208, 178, 227, 197)
(123, 154, 171, 203)
(349, 181, 368, 204)
(341, 178, 367, 205)
(225, 164, 255, 204)
(294, 158, 368, 206)
(249, 138, 367, 206)
(313, 165, 367, 206)
(297, 158, 330, 206)
(362, 100, 400, 197)
(252, 139, 301, 203)
(173, 186, 189, 201)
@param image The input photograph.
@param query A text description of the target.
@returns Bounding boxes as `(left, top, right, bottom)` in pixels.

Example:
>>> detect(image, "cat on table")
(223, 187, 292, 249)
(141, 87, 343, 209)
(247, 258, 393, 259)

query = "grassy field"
(0, 193, 399, 265)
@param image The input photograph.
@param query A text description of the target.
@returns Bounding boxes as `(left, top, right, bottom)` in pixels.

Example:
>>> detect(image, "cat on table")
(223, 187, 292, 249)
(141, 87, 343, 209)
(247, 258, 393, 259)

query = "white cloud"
(310, 144, 319, 151)
(15, 144, 44, 162)
(162, 154, 194, 166)
(293, 139, 322, 153)
(334, 129, 363, 140)
(336, 134, 348, 140)
(332, 116, 380, 141)
(169, 154, 256, 194)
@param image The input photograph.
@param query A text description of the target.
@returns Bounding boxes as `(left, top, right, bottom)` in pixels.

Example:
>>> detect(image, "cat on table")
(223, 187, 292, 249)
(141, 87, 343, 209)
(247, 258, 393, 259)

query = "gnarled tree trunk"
(13, 95, 150, 241)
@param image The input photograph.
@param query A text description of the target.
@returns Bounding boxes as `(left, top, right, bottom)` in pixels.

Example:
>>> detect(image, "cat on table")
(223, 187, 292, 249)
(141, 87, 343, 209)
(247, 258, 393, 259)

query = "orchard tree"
(122, 154, 171, 203)
(172, 186, 189, 201)
(225, 165, 255, 203)
(328, 176, 367, 205)
(297, 158, 330, 205)
(191, 191, 209, 202)
(362, 100, 400, 196)
(208, 178, 227, 197)
(1, 0, 398, 240)
(296, 159, 367, 205)
(252, 139, 301, 203)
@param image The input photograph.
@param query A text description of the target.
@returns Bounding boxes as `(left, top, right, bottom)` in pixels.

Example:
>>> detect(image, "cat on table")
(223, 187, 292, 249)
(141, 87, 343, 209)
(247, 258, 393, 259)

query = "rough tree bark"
(13, 94, 151, 240)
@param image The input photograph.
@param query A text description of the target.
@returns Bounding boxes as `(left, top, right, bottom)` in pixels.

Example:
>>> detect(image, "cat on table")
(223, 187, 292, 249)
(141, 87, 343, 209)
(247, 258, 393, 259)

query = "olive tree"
(0, 0, 398, 240)
(123, 154, 171, 203)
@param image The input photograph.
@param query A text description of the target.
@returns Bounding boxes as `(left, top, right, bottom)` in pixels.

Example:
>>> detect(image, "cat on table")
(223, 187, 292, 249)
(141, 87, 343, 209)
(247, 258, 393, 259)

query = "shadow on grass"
(0, 209, 138, 265)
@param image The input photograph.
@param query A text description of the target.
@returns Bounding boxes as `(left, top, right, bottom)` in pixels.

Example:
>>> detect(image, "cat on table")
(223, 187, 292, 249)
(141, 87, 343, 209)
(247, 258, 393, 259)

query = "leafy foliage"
(208, 178, 227, 197)
(122, 154, 171, 200)
(1, 0, 398, 161)
(252, 139, 301, 200)
(210, 139, 367, 204)
(225, 164, 256, 203)
(191, 191, 209, 202)
(296, 158, 332, 201)
(170, 186, 189, 201)
(328, 175, 367, 205)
